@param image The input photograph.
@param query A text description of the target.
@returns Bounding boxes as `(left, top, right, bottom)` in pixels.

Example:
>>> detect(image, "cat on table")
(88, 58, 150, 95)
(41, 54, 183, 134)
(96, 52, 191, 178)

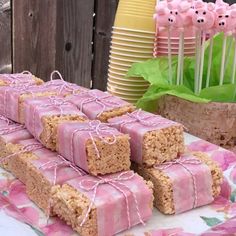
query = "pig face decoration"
(167, 0, 193, 30)
(191, 1, 215, 33)
(215, 7, 236, 35)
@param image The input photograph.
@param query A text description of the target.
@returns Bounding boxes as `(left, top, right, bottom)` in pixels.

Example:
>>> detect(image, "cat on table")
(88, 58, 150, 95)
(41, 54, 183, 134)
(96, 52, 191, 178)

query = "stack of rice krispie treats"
(0, 72, 155, 236)
(0, 72, 224, 236)
(108, 109, 223, 214)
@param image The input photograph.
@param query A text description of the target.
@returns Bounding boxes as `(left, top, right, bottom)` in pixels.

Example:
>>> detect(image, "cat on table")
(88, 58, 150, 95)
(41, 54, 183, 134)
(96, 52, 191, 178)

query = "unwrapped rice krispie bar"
(0, 118, 32, 170)
(108, 109, 184, 166)
(133, 152, 223, 214)
(24, 96, 87, 150)
(0, 79, 87, 123)
(57, 120, 131, 175)
(66, 89, 135, 122)
(0, 72, 43, 86)
(52, 171, 153, 236)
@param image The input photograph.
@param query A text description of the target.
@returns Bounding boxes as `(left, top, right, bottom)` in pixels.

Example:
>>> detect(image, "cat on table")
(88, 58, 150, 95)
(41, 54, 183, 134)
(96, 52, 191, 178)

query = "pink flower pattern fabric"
(0, 128, 235, 235)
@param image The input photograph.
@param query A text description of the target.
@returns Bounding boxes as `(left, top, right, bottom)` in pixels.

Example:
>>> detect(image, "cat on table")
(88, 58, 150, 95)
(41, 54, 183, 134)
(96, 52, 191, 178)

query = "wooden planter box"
(156, 95, 236, 152)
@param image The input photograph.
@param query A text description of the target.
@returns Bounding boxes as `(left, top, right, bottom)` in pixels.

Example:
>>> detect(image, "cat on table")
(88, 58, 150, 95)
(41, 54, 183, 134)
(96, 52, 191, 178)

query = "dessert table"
(0, 133, 235, 236)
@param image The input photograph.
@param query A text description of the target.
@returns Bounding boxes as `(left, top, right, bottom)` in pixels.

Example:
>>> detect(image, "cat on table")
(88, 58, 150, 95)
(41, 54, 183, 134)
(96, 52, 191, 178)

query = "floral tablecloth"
(0, 133, 236, 236)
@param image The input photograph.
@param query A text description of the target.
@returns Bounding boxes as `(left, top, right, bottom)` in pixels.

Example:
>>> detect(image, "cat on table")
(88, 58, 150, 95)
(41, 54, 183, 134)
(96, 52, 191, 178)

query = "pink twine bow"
(79, 91, 121, 117)
(70, 120, 117, 163)
(49, 70, 80, 95)
(2, 71, 33, 86)
(0, 142, 43, 165)
(32, 96, 75, 137)
(117, 109, 173, 132)
(154, 157, 202, 209)
(78, 171, 145, 228)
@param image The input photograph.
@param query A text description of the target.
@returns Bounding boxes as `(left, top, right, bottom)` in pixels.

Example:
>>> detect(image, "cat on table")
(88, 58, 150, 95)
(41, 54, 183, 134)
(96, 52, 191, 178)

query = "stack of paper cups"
(107, 0, 156, 104)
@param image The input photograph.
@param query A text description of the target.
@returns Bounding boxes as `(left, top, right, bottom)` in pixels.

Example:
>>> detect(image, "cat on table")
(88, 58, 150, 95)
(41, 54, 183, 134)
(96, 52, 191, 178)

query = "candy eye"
(225, 15, 229, 18)
(175, 12, 178, 15)
(170, 11, 173, 14)
(219, 15, 222, 18)
(203, 11, 206, 15)
(195, 11, 198, 14)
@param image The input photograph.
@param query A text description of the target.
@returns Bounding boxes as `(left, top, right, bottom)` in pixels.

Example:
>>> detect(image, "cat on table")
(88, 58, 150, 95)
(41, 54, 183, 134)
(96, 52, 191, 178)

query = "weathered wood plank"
(0, 0, 11, 73)
(12, 0, 57, 81)
(92, 0, 119, 91)
(55, 0, 94, 87)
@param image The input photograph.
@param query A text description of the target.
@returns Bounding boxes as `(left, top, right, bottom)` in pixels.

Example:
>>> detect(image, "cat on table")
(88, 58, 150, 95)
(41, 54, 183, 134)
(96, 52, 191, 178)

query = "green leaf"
(230, 190, 236, 203)
(200, 216, 222, 227)
(126, 33, 236, 110)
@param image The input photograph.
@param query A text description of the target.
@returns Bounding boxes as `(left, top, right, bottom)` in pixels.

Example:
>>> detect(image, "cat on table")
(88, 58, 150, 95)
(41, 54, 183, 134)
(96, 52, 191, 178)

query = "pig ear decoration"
(179, 2, 191, 13)
(156, 7, 166, 16)
(216, 7, 225, 15)
(231, 9, 236, 18)
(207, 3, 215, 11)
(194, 0, 205, 10)
(167, 3, 174, 10)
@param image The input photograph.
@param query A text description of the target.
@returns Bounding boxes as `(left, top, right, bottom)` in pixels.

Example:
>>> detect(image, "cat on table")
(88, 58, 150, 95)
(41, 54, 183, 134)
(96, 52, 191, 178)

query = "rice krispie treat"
(57, 120, 131, 175)
(0, 121, 32, 170)
(0, 72, 43, 86)
(0, 79, 87, 124)
(133, 152, 223, 214)
(66, 89, 135, 122)
(25, 148, 85, 214)
(5, 138, 43, 183)
(108, 109, 185, 166)
(51, 171, 153, 236)
(24, 96, 87, 151)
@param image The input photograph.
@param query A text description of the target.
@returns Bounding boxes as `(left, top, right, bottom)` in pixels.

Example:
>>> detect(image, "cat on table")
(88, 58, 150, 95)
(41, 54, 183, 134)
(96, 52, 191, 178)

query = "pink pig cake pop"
(167, 0, 192, 30)
(192, 1, 215, 33)
(215, 7, 236, 36)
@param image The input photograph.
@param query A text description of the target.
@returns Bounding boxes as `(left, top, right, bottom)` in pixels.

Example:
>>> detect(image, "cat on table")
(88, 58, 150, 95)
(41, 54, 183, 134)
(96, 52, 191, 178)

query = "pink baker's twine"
(154, 156, 202, 210)
(31, 96, 77, 138)
(38, 154, 86, 185)
(49, 70, 83, 95)
(79, 90, 121, 117)
(0, 123, 25, 135)
(1, 71, 33, 86)
(70, 120, 117, 164)
(0, 115, 14, 126)
(78, 171, 145, 228)
(37, 154, 86, 217)
(114, 109, 175, 132)
(3, 82, 35, 117)
(0, 143, 43, 165)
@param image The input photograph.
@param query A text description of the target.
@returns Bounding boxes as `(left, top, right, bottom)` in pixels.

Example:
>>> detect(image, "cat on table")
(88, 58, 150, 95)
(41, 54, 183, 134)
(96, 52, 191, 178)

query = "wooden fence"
(0, 0, 118, 91)
(0, 0, 234, 91)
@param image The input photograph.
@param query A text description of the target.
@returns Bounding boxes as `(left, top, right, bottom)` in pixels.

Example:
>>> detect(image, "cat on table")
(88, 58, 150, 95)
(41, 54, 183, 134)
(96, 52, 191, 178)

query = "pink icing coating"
(155, 153, 213, 213)
(66, 89, 130, 119)
(29, 148, 85, 185)
(24, 96, 87, 140)
(57, 120, 122, 172)
(108, 109, 181, 163)
(66, 171, 153, 236)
